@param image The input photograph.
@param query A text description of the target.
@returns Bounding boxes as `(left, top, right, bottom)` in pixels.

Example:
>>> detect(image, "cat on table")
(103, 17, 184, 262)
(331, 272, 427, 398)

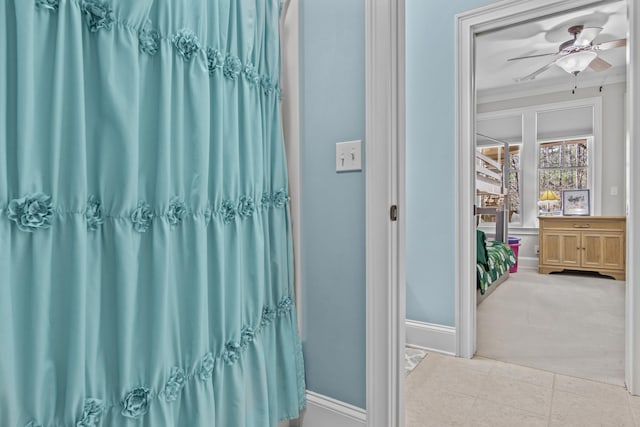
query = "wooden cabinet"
(538, 216, 626, 281)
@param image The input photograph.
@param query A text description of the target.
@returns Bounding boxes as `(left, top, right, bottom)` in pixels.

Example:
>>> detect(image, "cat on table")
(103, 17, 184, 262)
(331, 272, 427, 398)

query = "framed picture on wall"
(562, 189, 590, 216)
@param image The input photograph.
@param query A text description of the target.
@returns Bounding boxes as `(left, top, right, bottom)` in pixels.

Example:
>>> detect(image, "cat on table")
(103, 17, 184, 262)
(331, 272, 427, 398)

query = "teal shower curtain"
(0, 1, 305, 425)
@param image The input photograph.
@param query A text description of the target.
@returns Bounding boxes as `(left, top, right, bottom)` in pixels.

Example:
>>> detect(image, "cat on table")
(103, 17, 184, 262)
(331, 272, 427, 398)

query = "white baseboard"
(289, 391, 366, 427)
(405, 320, 456, 355)
(516, 256, 538, 269)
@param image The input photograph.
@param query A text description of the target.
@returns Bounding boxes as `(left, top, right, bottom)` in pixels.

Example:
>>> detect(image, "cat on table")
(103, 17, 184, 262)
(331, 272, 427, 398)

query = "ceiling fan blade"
(589, 56, 612, 72)
(575, 27, 603, 46)
(514, 61, 555, 82)
(507, 52, 558, 61)
(595, 38, 627, 51)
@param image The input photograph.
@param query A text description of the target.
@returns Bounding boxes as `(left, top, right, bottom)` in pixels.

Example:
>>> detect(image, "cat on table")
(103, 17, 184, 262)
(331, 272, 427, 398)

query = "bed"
(475, 135, 516, 304)
(476, 230, 516, 298)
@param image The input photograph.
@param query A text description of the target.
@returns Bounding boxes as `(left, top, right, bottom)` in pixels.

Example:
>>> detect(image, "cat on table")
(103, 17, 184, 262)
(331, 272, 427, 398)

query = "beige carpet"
(477, 268, 625, 386)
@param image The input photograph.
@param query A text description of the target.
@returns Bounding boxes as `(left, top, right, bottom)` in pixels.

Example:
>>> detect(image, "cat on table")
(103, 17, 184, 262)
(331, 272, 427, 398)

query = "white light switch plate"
(336, 140, 362, 172)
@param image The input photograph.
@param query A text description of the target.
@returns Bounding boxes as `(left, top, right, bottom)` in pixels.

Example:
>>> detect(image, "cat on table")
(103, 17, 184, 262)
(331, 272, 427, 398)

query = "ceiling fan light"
(555, 51, 598, 74)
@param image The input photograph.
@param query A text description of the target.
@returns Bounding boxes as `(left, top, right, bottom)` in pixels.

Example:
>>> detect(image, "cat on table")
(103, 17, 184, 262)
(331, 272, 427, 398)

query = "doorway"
(475, 104, 625, 387)
(454, 0, 640, 394)
(472, 6, 629, 384)
(366, 0, 640, 426)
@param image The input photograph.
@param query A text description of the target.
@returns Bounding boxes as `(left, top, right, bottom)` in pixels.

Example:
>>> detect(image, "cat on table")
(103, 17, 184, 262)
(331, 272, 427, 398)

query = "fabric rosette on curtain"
(0, 0, 305, 425)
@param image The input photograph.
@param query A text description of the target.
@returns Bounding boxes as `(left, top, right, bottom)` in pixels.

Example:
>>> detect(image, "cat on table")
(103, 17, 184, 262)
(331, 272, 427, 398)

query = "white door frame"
(454, 0, 640, 394)
(365, 0, 405, 426)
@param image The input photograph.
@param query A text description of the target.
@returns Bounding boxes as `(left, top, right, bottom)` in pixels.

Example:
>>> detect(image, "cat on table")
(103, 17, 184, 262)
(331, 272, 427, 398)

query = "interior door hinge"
(390, 205, 398, 221)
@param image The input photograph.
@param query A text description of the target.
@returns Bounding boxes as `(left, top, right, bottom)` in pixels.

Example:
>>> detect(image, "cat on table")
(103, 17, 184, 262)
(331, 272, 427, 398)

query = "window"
(538, 138, 589, 214)
(477, 98, 601, 230)
(477, 144, 521, 224)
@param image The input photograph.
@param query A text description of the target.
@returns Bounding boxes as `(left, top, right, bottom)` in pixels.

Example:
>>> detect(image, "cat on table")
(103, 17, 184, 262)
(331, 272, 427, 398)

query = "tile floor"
(405, 352, 640, 426)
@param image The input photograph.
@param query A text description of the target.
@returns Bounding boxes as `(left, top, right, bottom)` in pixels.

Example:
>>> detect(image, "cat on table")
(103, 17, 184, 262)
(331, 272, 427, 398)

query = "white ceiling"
(476, 1, 628, 95)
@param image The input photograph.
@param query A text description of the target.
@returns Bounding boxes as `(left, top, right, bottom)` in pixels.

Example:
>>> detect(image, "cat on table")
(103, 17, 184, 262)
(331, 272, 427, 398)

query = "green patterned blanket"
(477, 241, 516, 294)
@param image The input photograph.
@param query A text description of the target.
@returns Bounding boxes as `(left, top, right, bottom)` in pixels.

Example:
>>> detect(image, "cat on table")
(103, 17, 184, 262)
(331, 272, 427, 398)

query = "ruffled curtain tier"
(0, 0, 305, 425)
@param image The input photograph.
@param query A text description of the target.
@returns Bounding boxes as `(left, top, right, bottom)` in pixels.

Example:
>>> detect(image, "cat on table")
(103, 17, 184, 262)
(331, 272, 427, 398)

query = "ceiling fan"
(509, 25, 627, 82)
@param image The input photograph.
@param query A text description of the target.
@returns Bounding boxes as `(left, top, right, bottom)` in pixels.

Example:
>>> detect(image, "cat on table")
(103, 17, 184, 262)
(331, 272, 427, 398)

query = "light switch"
(611, 186, 618, 196)
(336, 140, 362, 172)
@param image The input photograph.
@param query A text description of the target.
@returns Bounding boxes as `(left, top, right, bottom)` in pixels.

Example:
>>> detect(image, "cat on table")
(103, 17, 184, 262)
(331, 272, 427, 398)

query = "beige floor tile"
(406, 354, 443, 395)
(554, 374, 630, 406)
(439, 354, 497, 373)
(425, 362, 490, 397)
(409, 352, 443, 373)
(479, 373, 552, 416)
(405, 353, 493, 400)
(406, 353, 636, 427)
(464, 398, 547, 427)
(405, 389, 475, 427)
(489, 360, 555, 388)
(628, 395, 640, 425)
(550, 390, 634, 427)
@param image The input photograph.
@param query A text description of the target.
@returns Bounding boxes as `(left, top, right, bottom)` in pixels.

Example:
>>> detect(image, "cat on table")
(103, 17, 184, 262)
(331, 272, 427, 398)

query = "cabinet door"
(581, 233, 603, 268)
(541, 231, 580, 266)
(581, 232, 626, 270)
(602, 232, 625, 270)
(581, 232, 625, 270)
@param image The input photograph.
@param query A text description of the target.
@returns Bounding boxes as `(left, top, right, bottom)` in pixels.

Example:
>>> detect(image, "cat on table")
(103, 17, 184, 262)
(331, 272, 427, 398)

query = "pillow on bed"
(476, 229, 489, 267)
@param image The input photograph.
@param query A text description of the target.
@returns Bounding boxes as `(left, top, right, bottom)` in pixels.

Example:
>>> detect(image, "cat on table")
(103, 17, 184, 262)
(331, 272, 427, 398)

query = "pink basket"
(509, 243, 521, 273)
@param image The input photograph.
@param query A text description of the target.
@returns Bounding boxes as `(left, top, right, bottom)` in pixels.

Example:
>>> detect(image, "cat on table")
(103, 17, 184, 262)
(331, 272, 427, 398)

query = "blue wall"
(298, 0, 496, 410)
(299, 0, 366, 409)
(405, 0, 491, 326)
